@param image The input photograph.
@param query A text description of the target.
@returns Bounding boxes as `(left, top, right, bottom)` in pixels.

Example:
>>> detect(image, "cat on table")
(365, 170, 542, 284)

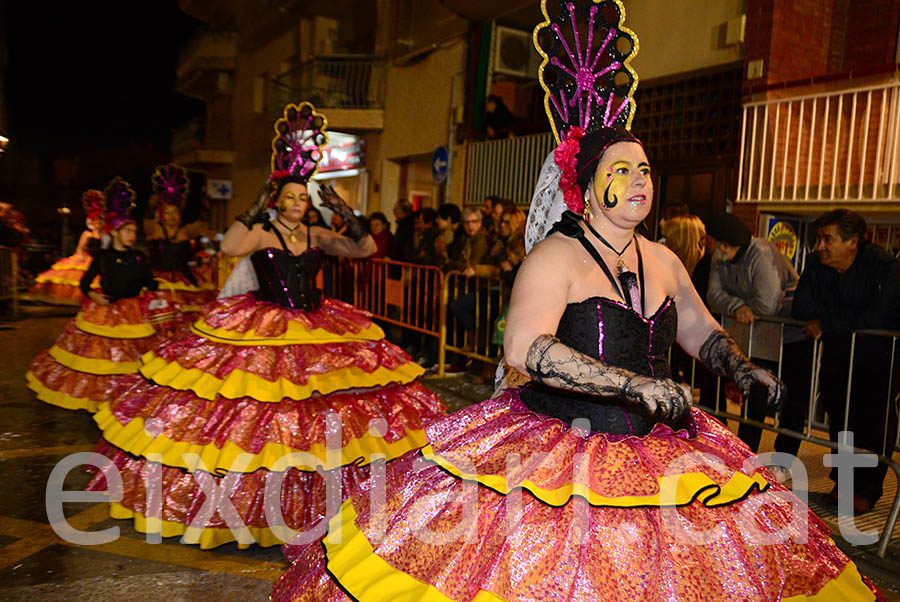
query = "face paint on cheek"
(596, 170, 628, 211)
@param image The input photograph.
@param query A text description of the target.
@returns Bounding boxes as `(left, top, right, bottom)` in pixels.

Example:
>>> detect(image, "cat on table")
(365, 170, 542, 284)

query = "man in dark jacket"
(790, 209, 900, 514)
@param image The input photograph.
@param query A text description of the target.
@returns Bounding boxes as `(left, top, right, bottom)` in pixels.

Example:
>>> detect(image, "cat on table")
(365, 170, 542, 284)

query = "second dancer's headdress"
(268, 101, 328, 199)
(81, 189, 106, 222)
(151, 163, 190, 218)
(103, 177, 136, 232)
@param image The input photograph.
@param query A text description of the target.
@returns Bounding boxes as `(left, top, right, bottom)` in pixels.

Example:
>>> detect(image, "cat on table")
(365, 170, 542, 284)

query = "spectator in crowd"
(446, 207, 492, 272)
(480, 196, 499, 233)
(663, 214, 710, 302)
(303, 207, 325, 228)
(485, 95, 516, 139)
(435, 203, 464, 269)
(330, 211, 348, 236)
(367, 212, 392, 259)
(706, 213, 798, 453)
(790, 209, 900, 513)
(389, 199, 414, 261)
(410, 207, 439, 266)
(657, 202, 690, 243)
(467, 206, 526, 282)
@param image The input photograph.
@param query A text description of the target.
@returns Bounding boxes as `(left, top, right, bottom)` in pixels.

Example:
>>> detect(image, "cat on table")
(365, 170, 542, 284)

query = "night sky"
(4, 0, 204, 154)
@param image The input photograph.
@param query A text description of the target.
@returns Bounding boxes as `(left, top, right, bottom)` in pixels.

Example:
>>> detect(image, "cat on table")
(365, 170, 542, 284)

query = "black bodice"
(148, 238, 193, 271)
(520, 297, 678, 436)
(79, 248, 159, 301)
(250, 221, 324, 310)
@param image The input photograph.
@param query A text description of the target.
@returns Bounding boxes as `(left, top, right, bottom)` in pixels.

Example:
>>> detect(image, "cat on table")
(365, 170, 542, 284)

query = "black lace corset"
(250, 247, 324, 310)
(519, 296, 679, 435)
(148, 239, 192, 271)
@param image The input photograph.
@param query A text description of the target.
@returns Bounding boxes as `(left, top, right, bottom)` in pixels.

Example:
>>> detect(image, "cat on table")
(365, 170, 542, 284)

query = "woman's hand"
(734, 364, 785, 411)
(622, 375, 693, 423)
(88, 291, 110, 306)
(235, 185, 273, 228)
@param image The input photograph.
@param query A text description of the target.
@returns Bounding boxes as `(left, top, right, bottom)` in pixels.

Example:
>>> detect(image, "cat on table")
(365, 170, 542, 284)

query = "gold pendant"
(289, 233, 298, 243)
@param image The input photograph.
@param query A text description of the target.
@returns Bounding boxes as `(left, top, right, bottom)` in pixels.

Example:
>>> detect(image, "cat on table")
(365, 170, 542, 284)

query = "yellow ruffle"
(107, 502, 283, 549)
(157, 279, 216, 292)
(49, 345, 141, 375)
(421, 444, 770, 508)
(26, 371, 100, 413)
(190, 319, 385, 346)
(139, 352, 425, 402)
(324, 500, 877, 602)
(75, 314, 156, 339)
(93, 401, 429, 474)
(33, 275, 82, 285)
(324, 499, 504, 602)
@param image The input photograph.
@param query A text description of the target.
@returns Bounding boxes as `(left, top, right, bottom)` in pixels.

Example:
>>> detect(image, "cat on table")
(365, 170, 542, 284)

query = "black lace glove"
(699, 329, 786, 411)
(622, 375, 693, 424)
(235, 185, 273, 228)
(318, 185, 368, 241)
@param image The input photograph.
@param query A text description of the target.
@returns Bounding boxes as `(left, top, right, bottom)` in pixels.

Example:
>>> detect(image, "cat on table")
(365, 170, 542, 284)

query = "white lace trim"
(217, 255, 258, 299)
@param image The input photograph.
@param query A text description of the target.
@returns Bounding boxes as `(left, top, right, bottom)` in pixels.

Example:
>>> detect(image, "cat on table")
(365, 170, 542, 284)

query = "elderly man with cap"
(705, 213, 799, 456)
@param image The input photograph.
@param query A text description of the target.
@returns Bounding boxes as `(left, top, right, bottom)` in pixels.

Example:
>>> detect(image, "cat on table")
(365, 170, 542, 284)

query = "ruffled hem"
(153, 269, 217, 292)
(26, 285, 84, 306)
(294, 499, 878, 602)
(86, 442, 366, 549)
(419, 392, 776, 506)
(200, 294, 377, 340)
(26, 370, 100, 412)
(94, 399, 433, 474)
(190, 319, 384, 346)
(140, 350, 425, 402)
(76, 313, 157, 338)
(49, 345, 141, 375)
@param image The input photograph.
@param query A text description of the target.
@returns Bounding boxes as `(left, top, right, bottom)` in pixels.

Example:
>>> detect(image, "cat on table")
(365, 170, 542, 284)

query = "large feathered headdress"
(103, 177, 136, 232)
(269, 101, 328, 188)
(81, 189, 106, 222)
(151, 164, 190, 214)
(532, 0, 641, 214)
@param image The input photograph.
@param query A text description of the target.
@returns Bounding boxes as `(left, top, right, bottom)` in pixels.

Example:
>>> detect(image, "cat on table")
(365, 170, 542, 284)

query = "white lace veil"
(524, 151, 565, 253)
(218, 255, 258, 299)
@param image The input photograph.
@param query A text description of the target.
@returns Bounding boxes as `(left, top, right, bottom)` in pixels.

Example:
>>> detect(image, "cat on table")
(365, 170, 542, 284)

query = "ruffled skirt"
(29, 252, 97, 305)
(85, 294, 446, 548)
(272, 390, 883, 601)
(26, 295, 165, 412)
(152, 268, 218, 320)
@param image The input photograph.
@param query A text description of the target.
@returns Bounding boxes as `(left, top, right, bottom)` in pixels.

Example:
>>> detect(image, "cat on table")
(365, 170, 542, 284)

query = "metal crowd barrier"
(0, 246, 19, 317)
(438, 271, 510, 375)
(687, 315, 900, 557)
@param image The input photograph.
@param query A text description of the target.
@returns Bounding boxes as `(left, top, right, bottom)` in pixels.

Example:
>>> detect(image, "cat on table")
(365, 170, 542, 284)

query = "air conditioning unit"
(493, 25, 539, 79)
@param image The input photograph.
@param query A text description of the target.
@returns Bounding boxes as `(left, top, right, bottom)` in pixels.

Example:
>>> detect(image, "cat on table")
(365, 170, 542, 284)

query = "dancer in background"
(144, 164, 217, 322)
(30, 189, 106, 305)
(85, 102, 445, 548)
(271, 2, 883, 599)
(27, 178, 164, 412)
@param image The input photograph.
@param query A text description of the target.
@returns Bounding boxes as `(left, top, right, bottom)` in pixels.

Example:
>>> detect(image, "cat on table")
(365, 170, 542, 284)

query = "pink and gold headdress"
(533, 0, 640, 214)
(269, 101, 328, 194)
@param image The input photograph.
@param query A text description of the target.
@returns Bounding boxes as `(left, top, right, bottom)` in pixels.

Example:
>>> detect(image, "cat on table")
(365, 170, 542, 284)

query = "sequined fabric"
(153, 268, 217, 318)
(79, 296, 154, 328)
(200, 294, 373, 337)
(52, 321, 161, 363)
(103, 375, 444, 455)
(86, 440, 366, 532)
(30, 252, 97, 303)
(28, 350, 126, 404)
(149, 333, 414, 388)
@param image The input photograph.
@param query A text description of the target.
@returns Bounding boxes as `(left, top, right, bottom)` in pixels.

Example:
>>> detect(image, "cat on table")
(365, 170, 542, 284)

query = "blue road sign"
(432, 146, 449, 183)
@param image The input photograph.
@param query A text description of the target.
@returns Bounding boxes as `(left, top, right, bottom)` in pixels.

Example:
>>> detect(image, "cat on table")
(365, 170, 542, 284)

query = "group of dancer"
(27, 0, 885, 598)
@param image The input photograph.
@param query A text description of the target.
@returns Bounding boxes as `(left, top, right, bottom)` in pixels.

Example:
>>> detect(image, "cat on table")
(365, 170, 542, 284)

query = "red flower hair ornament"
(554, 126, 585, 214)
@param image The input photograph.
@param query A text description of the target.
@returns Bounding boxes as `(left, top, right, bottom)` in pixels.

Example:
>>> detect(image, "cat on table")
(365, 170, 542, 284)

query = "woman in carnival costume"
(144, 163, 217, 321)
(27, 178, 165, 413)
(84, 102, 446, 549)
(29, 189, 107, 305)
(271, 2, 883, 600)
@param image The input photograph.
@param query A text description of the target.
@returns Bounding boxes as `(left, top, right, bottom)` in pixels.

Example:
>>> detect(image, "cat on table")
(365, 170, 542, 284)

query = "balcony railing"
(464, 132, 555, 206)
(269, 55, 385, 112)
(737, 80, 900, 204)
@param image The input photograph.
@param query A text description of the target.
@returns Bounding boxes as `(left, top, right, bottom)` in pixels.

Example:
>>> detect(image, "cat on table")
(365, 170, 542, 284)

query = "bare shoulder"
(639, 236, 682, 267)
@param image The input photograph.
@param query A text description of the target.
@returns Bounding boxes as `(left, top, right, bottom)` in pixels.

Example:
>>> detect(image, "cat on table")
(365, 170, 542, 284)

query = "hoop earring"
(583, 192, 592, 222)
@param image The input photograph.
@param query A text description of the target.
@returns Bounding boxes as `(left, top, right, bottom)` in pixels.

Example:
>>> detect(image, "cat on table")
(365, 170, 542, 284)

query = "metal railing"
(737, 79, 900, 203)
(464, 132, 555, 206)
(439, 271, 510, 372)
(0, 246, 18, 317)
(270, 55, 386, 112)
(686, 315, 900, 557)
